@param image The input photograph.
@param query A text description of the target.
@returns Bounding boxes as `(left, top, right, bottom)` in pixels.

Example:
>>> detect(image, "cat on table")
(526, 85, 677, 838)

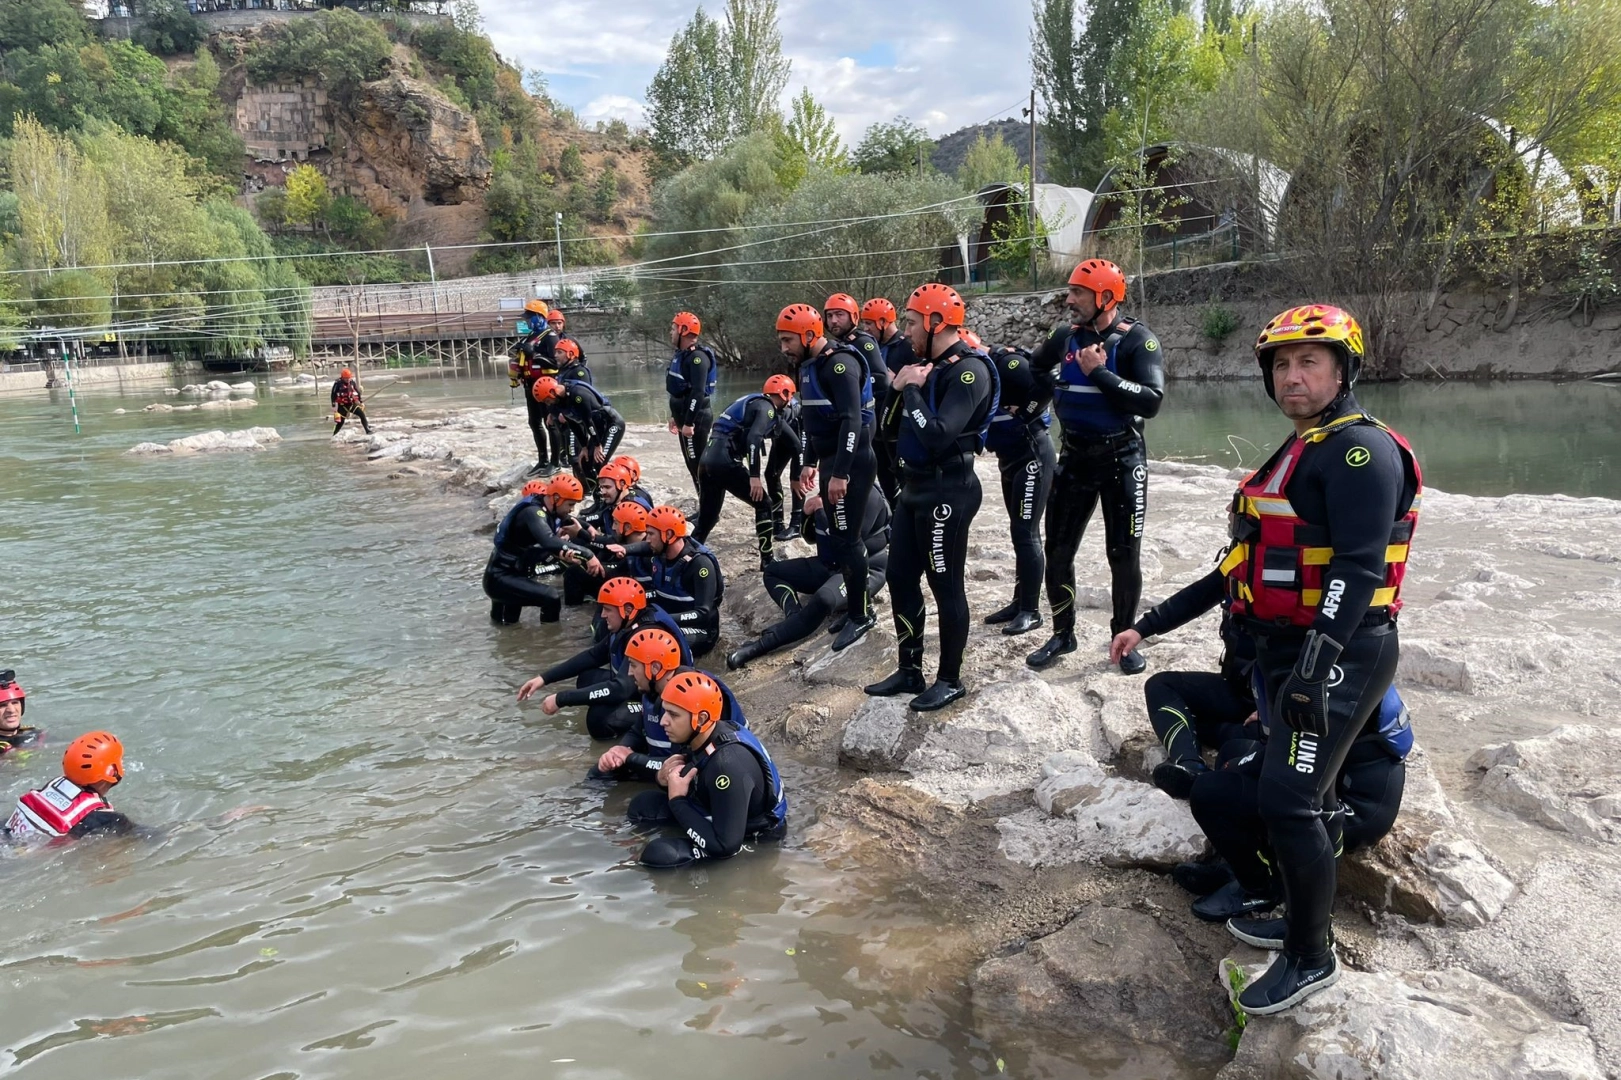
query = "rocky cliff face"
(335, 72, 491, 212)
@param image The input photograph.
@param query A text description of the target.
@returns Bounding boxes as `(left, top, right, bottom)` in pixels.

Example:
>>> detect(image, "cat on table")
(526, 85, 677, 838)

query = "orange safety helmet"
(611, 501, 651, 534)
(531, 376, 564, 402)
(546, 474, 585, 504)
(959, 329, 984, 352)
(521, 478, 548, 498)
(63, 731, 123, 787)
(648, 505, 688, 545)
(556, 339, 581, 361)
(340, 368, 353, 379)
(776, 304, 823, 348)
(625, 628, 683, 684)
(672, 311, 702, 338)
(597, 577, 648, 619)
(596, 461, 633, 489)
(1068, 259, 1127, 312)
(1254, 303, 1366, 400)
(547, 309, 565, 326)
(762, 374, 796, 398)
(661, 670, 724, 735)
(860, 297, 897, 329)
(823, 293, 860, 318)
(610, 455, 642, 484)
(524, 298, 550, 317)
(905, 283, 966, 328)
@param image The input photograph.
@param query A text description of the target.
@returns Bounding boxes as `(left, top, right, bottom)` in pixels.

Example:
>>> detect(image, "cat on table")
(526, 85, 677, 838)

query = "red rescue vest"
(334, 380, 361, 407)
(6, 777, 110, 842)
(1220, 412, 1421, 628)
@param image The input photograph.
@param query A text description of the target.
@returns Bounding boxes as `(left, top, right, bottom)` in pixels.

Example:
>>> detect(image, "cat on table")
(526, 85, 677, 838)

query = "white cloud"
(582, 95, 650, 126)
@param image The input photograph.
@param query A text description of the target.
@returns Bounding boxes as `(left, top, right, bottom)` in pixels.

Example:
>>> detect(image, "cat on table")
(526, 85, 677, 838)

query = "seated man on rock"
(629, 669, 786, 869)
(612, 506, 724, 658)
(726, 492, 890, 670)
(517, 578, 691, 740)
(594, 629, 750, 784)
(561, 461, 655, 606)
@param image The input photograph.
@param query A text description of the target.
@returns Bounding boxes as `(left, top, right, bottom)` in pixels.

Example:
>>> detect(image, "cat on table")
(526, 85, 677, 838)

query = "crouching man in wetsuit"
(562, 461, 654, 606)
(6, 732, 134, 845)
(517, 578, 692, 740)
(725, 492, 891, 670)
(484, 476, 595, 625)
(613, 506, 724, 658)
(330, 368, 372, 435)
(0, 670, 43, 756)
(694, 375, 799, 570)
(533, 376, 625, 488)
(629, 670, 787, 869)
(865, 284, 996, 713)
(1027, 259, 1165, 675)
(1203, 304, 1422, 1016)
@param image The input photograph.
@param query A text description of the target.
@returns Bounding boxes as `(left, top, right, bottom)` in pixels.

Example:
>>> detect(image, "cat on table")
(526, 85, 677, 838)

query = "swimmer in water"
(6, 732, 134, 844)
(0, 670, 43, 756)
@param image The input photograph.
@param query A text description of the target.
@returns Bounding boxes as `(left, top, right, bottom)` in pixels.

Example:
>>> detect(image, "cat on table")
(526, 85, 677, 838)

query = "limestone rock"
(997, 752, 1208, 869)
(337, 73, 492, 211)
(1217, 958, 1604, 1080)
(974, 904, 1227, 1065)
(838, 697, 911, 772)
(1469, 725, 1620, 843)
(126, 441, 171, 455)
(127, 427, 282, 455)
(1397, 638, 1476, 693)
(198, 397, 257, 411)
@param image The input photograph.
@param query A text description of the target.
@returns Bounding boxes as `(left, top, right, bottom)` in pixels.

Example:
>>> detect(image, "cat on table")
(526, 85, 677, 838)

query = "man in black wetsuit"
(629, 669, 788, 868)
(825, 293, 889, 404)
(534, 376, 625, 486)
(483, 475, 594, 624)
(561, 460, 652, 605)
(694, 374, 798, 570)
(1026, 259, 1165, 676)
(0, 670, 43, 756)
(667, 311, 717, 491)
(1195, 303, 1422, 1016)
(777, 303, 878, 654)
(614, 506, 724, 658)
(980, 339, 1056, 637)
(330, 368, 371, 435)
(509, 299, 561, 474)
(517, 577, 693, 740)
(763, 391, 805, 542)
(862, 296, 916, 504)
(864, 284, 996, 713)
(725, 491, 891, 670)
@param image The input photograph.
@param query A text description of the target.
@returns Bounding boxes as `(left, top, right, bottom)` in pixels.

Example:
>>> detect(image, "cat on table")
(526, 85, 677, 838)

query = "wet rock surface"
(128, 427, 282, 454)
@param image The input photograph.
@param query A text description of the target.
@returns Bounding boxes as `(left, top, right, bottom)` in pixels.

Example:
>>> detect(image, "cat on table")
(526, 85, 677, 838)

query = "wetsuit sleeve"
(1306, 428, 1405, 649)
(685, 351, 713, 424)
(556, 672, 636, 709)
(899, 356, 992, 457)
(672, 554, 721, 626)
(1133, 568, 1226, 638)
(1090, 324, 1165, 419)
(1031, 325, 1069, 374)
(859, 336, 889, 398)
(745, 400, 776, 476)
(620, 541, 655, 558)
(539, 636, 612, 684)
(523, 507, 590, 563)
(999, 354, 1050, 417)
(823, 355, 866, 478)
(330, 382, 339, 405)
(69, 809, 134, 838)
(668, 745, 760, 859)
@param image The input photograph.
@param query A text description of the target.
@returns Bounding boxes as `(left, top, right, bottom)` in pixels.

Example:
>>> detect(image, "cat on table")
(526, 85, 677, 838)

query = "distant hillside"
(931, 118, 1050, 184)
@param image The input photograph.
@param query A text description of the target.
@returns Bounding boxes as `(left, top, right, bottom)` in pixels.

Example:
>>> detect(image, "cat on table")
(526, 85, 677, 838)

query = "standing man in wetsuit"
(825, 293, 889, 405)
(1027, 259, 1165, 675)
(483, 476, 594, 624)
(862, 297, 915, 503)
(667, 311, 717, 491)
(865, 284, 996, 712)
(694, 375, 798, 569)
(983, 342, 1056, 637)
(330, 368, 371, 435)
(510, 299, 560, 475)
(778, 303, 878, 653)
(1210, 303, 1422, 1015)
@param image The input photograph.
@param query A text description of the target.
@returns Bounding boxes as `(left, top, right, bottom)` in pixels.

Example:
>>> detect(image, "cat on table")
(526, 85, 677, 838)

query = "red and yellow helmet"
(1254, 303, 1366, 399)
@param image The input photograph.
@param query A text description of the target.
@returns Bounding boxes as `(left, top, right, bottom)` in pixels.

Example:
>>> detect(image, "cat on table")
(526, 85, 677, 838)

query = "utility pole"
(1026, 87, 1039, 290)
(554, 212, 566, 302)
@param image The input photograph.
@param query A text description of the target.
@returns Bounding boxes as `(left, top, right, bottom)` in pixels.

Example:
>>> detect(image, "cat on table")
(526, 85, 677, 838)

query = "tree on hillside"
(0, 0, 91, 54)
(1032, 0, 1142, 186)
(244, 9, 393, 99)
(645, 0, 791, 168)
(852, 116, 934, 175)
(781, 87, 847, 170)
(8, 115, 112, 272)
(130, 0, 205, 57)
(958, 131, 1022, 192)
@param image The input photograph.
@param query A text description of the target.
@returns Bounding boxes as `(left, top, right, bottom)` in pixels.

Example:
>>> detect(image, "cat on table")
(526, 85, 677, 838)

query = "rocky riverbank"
(335, 403, 1621, 1079)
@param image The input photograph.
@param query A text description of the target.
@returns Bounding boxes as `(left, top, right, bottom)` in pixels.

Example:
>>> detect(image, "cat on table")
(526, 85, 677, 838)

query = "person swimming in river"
(5, 732, 134, 844)
(0, 670, 43, 756)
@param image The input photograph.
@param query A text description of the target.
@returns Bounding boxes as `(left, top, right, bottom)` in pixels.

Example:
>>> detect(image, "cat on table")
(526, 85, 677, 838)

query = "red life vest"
(6, 776, 109, 842)
(334, 379, 361, 407)
(1220, 412, 1421, 628)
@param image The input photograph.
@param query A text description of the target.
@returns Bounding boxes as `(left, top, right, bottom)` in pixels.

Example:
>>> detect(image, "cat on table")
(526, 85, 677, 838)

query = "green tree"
(31, 269, 111, 331)
(558, 144, 585, 181)
(0, 0, 91, 53)
(1032, 0, 1142, 185)
(852, 116, 934, 175)
(722, 0, 790, 138)
(131, 0, 205, 57)
(781, 86, 846, 170)
(593, 166, 620, 220)
(8, 115, 112, 271)
(451, 0, 483, 33)
(283, 165, 331, 227)
(244, 9, 392, 98)
(958, 131, 1022, 192)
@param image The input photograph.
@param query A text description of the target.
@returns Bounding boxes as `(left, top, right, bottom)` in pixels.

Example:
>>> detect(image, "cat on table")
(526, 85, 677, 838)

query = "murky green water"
(0, 358, 1613, 1077)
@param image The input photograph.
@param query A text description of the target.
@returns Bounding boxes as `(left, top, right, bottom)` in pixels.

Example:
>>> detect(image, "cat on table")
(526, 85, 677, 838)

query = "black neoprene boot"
(1118, 647, 1147, 675)
(1192, 880, 1279, 923)
(727, 636, 775, 670)
(1153, 758, 1210, 800)
(910, 679, 965, 712)
(1227, 914, 1289, 950)
(865, 667, 925, 697)
(1026, 631, 1077, 670)
(1002, 610, 1043, 637)
(832, 611, 877, 651)
(984, 600, 1020, 625)
(1237, 949, 1340, 1015)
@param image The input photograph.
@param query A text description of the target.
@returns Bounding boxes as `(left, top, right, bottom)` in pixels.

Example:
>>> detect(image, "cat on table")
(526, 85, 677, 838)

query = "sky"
(480, 0, 1040, 145)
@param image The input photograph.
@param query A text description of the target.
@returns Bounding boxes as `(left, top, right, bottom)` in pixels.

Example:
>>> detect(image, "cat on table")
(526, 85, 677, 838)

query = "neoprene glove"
(1275, 630, 1343, 738)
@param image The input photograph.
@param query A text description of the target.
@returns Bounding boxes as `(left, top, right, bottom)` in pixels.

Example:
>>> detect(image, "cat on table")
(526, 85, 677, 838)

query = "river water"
(0, 364, 1613, 1078)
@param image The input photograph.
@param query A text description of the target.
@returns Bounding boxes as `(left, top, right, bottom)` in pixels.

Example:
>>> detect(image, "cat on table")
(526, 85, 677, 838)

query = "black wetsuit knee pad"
(627, 789, 673, 826)
(640, 835, 698, 868)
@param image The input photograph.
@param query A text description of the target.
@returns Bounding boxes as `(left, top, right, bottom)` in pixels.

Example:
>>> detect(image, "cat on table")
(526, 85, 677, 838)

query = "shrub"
(1200, 303, 1242, 342)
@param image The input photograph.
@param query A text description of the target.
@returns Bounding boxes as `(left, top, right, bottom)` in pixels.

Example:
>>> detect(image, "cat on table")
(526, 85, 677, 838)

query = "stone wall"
(236, 80, 331, 162)
(0, 360, 201, 395)
(965, 279, 1621, 379)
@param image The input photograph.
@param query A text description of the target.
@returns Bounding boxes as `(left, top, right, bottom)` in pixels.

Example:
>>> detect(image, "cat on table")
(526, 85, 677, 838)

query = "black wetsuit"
(483, 496, 592, 624)
(1209, 394, 1418, 963)
(514, 327, 559, 466)
(619, 538, 724, 657)
(873, 331, 916, 503)
(629, 721, 786, 867)
(888, 341, 996, 683)
(695, 393, 784, 564)
(668, 344, 717, 488)
(1033, 313, 1165, 637)
(752, 496, 890, 658)
(986, 346, 1056, 616)
(799, 340, 877, 626)
(563, 487, 655, 605)
(537, 606, 692, 740)
(555, 380, 625, 486)
(0, 728, 43, 755)
(330, 377, 371, 434)
(763, 397, 805, 535)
